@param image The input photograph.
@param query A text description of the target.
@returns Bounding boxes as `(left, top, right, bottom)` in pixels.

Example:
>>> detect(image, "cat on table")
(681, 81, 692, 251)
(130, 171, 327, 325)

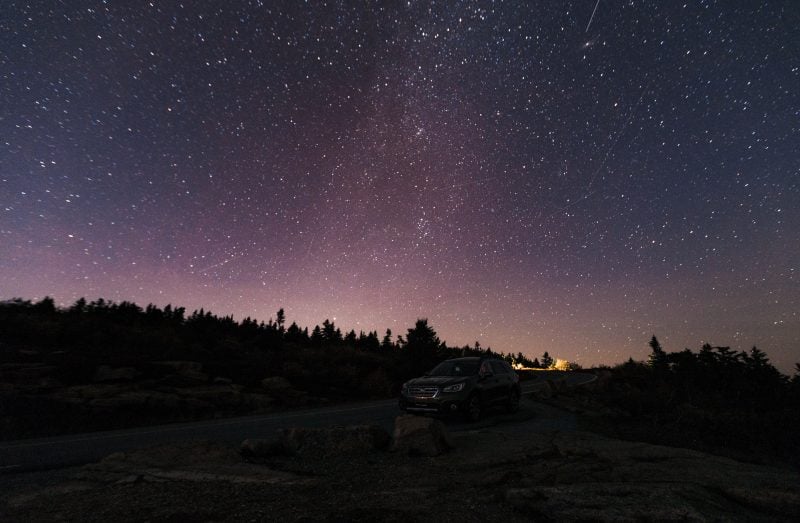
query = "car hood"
(407, 376, 469, 387)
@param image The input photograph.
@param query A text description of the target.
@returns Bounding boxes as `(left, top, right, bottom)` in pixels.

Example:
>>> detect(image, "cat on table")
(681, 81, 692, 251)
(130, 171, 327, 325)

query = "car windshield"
(429, 360, 479, 377)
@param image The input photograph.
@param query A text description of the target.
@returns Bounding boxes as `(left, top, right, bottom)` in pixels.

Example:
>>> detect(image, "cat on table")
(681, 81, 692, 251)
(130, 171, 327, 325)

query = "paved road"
(0, 372, 595, 474)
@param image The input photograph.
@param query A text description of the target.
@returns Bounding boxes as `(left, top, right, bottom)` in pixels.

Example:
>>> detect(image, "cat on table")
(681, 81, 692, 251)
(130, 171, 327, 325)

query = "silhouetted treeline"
(644, 335, 792, 411)
(580, 336, 800, 468)
(0, 296, 527, 394)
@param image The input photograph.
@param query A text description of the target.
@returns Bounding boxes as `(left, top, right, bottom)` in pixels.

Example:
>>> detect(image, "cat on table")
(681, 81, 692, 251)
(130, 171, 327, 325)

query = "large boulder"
(260, 376, 292, 392)
(390, 415, 453, 457)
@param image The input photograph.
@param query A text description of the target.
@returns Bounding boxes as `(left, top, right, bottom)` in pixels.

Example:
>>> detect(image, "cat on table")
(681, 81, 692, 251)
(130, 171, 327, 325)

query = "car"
(398, 357, 521, 422)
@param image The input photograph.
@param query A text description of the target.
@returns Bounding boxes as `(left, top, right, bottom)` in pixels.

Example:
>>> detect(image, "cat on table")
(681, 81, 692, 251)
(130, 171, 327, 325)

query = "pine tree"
(365, 330, 380, 351)
(70, 297, 87, 314)
(321, 319, 339, 343)
(276, 308, 286, 332)
(744, 346, 769, 369)
(405, 319, 440, 374)
(381, 329, 393, 350)
(647, 335, 669, 373)
(285, 321, 302, 343)
(311, 325, 323, 346)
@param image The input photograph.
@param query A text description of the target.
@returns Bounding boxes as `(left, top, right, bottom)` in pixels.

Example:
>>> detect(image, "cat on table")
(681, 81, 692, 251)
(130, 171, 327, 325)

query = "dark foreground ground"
(2, 405, 799, 522)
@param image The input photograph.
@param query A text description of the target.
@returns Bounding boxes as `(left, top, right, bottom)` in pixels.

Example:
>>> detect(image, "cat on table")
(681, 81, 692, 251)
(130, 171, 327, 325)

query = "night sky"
(2, 1, 798, 371)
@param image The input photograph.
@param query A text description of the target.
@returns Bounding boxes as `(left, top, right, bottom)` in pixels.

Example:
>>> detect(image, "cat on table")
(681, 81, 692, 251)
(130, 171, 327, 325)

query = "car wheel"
(507, 389, 520, 413)
(464, 394, 481, 422)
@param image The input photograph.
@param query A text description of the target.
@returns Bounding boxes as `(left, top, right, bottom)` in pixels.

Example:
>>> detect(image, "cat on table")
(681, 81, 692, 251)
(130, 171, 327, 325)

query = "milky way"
(2, 1, 798, 371)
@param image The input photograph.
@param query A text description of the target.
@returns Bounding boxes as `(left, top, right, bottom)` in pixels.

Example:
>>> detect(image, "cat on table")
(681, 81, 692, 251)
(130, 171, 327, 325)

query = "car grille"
(408, 386, 438, 398)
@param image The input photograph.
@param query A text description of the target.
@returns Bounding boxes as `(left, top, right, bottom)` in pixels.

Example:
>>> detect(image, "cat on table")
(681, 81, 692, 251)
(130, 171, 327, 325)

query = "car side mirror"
(480, 370, 493, 379)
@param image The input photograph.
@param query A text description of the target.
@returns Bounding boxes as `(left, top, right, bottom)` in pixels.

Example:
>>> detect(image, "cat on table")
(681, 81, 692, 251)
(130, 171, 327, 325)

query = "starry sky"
(2, 1, 798, 372)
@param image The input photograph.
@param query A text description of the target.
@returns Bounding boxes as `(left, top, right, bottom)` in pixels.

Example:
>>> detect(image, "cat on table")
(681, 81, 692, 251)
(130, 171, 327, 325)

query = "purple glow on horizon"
(2, 2, 798, 371)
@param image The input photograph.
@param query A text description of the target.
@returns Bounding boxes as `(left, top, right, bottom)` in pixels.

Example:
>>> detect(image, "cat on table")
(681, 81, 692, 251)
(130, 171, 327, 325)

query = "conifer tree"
(276, 308, 286, 332)
(648, 335, 669, 373)
(311, 325, 323, 346)
(381, 329, 393, 350)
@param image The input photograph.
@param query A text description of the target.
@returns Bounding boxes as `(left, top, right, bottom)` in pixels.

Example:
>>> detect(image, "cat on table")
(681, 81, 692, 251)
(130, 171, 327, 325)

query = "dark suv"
(399, 357, 521, 421)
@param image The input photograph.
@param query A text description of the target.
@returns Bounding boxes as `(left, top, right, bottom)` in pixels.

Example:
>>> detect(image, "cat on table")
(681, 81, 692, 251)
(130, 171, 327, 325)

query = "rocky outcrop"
(260, 376, 292, 392)
(4, 429, 799, 522)
(87, 390, 185, 412)
(502, 431, 800, 521)
(152, 361, 208, 384)
(1, 358, 327, 439)
(285, 425, 391, 455)
(0, 363, 58, 390)
(259, 376, 308, 407)
(241, 424, 391, 459)
(93, 365, 139, 382)
(390, 415, 453, 456)
(49, 382, 273, 416)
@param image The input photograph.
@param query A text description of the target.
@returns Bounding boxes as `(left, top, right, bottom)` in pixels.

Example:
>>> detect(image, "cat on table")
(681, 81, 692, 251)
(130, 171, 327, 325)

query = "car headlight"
(442, 383, 464, 393)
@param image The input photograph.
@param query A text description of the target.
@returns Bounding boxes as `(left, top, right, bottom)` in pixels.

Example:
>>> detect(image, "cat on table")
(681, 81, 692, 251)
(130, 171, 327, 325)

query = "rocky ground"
(1, 362, 319, 440)
(2, 417, 799, 522)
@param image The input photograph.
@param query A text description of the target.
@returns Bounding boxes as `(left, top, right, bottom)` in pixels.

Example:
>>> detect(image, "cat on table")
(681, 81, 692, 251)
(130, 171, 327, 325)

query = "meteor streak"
(585, 0, 601, 33)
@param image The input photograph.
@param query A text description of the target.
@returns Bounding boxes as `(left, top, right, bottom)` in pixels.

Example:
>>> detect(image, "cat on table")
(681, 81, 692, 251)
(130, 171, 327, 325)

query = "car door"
(478, 360, 499, 403)
(489, 360, 512, 404)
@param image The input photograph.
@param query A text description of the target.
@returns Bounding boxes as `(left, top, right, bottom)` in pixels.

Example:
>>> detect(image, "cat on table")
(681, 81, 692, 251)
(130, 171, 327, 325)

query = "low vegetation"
(570, 336, 800, 468)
